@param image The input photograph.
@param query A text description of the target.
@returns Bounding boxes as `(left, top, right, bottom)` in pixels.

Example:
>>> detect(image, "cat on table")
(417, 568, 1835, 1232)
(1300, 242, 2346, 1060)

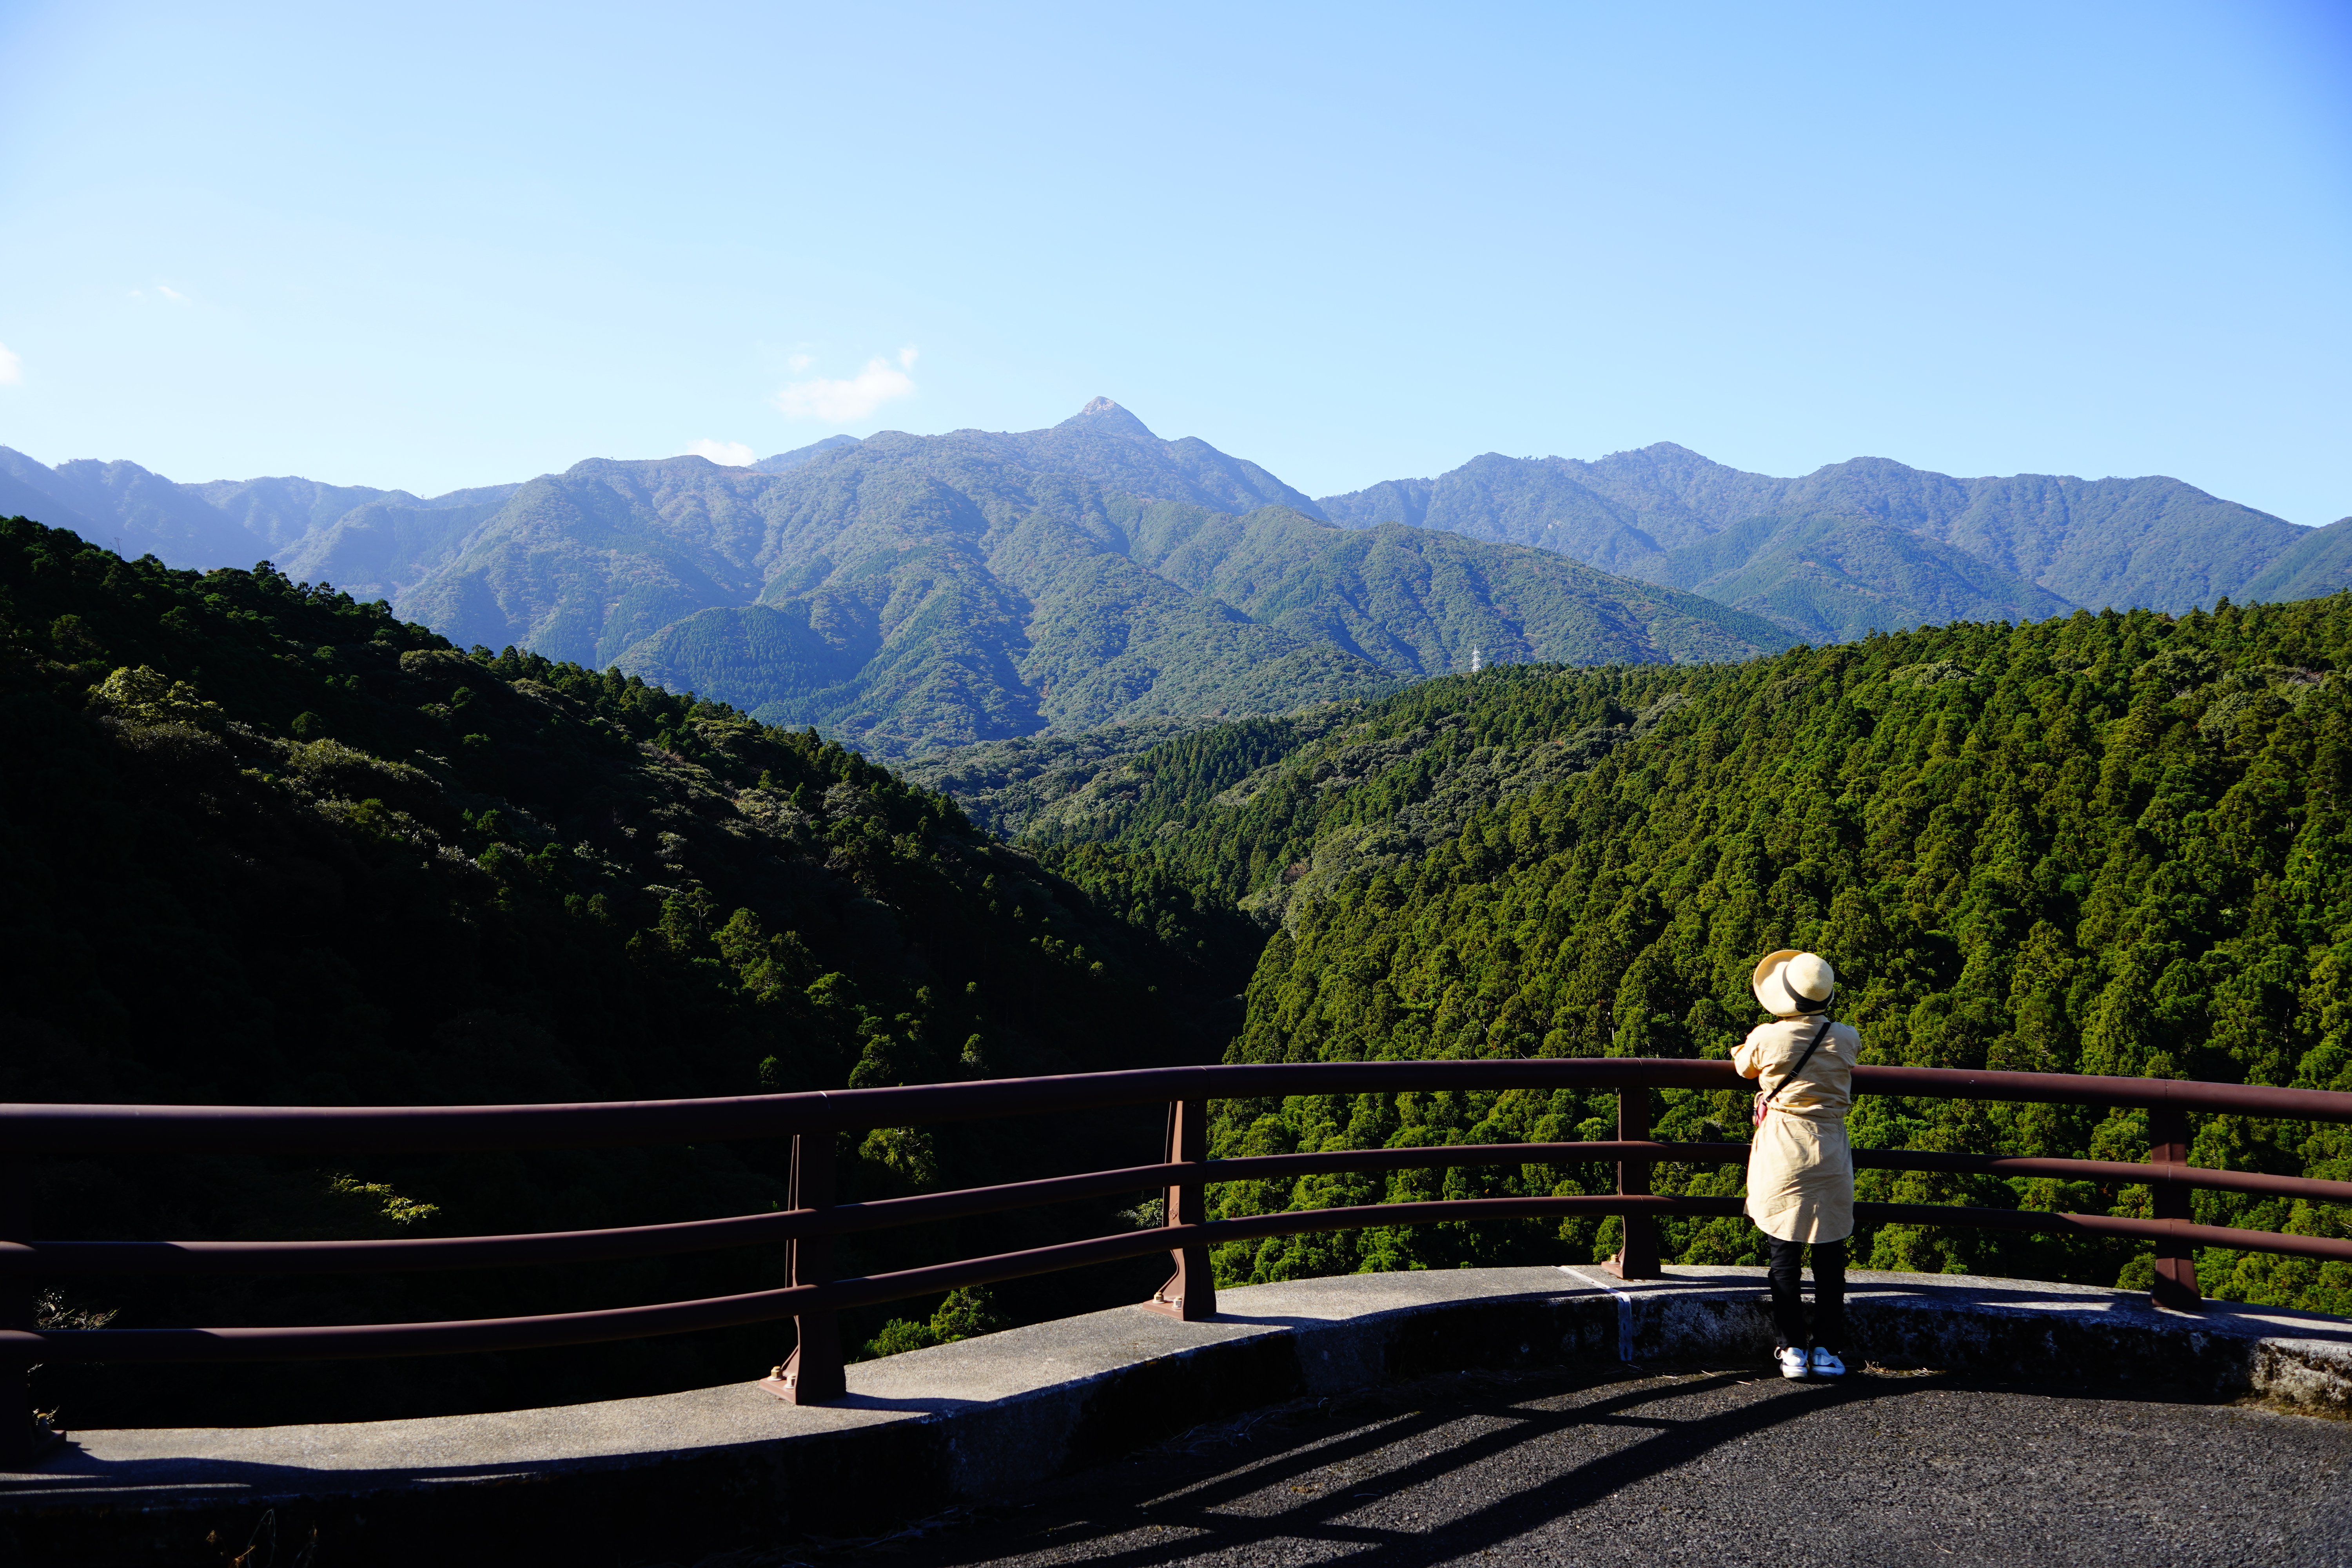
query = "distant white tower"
(1470, 646, 1484, 673)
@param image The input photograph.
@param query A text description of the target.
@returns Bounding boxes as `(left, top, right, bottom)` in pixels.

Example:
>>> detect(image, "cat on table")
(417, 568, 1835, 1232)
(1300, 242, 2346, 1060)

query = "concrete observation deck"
(4, 1265, 2349, 1565)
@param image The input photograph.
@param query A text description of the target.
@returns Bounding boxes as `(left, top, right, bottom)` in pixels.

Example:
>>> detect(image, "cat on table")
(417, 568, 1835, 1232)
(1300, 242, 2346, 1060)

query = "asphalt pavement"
(797, 1361, 2352, 1568)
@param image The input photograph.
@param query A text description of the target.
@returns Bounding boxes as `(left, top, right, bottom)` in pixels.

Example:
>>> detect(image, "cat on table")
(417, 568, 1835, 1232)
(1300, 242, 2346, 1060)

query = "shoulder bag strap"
(1765, 1017, 1834, 1106)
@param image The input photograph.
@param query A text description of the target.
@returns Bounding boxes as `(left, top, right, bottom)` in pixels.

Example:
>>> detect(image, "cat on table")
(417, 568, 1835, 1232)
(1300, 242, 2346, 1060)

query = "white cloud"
(0, 342, 19, 385)
(157, 284, 188, 303)
(774, 348, 919, 423)
(687, 438, 759, 466)
(786, 353, 814, 372)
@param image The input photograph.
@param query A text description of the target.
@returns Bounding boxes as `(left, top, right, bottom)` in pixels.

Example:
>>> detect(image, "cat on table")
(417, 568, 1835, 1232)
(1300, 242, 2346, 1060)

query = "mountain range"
(1319, 446, 2352, 642)
(0, 404, 1791, 756)
(3, 404, 2344, 755)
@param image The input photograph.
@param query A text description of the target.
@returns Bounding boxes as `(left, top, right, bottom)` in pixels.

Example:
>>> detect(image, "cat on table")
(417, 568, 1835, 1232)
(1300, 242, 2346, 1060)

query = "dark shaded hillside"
(1022, 599, 2352, 1315)
(0, 516, 1258, 1427)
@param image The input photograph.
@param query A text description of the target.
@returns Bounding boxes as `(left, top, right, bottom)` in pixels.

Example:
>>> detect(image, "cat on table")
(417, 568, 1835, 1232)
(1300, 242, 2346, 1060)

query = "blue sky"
(1, 1, 2347, 522)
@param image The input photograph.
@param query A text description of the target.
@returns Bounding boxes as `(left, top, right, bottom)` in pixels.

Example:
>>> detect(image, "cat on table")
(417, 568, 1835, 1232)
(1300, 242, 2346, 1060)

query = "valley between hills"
(6, 403, 2352, 1426)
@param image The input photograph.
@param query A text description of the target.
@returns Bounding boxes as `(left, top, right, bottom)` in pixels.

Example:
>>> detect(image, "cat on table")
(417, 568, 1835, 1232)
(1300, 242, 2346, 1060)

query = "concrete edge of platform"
(2, 1265, 2347, 1567)
(1557, 1264, 2352, 1421)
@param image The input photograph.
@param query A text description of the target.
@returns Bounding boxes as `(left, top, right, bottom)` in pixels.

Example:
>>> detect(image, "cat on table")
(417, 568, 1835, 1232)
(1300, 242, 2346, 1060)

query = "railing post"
(1603, 1085, 1661, 1280)
(1144, 1099, 1216, 1320)
(769, 1131, 846, 1403)
(2, 1154, 42, 1470)
(2148, 1104, 2200, 1311)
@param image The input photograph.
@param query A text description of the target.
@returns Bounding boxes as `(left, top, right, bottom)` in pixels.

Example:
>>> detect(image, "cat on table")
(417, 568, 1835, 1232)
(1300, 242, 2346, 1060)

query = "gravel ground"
(762, 1363, 2352, 1568)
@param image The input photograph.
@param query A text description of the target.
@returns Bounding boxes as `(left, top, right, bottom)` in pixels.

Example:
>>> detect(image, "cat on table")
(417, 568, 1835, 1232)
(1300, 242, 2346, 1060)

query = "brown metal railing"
(5, 1059, 2352, 1466)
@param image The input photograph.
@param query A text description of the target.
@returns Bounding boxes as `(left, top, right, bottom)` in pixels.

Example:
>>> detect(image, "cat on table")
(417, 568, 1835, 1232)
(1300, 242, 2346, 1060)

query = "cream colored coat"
(1733, 1015, 1860, 1243)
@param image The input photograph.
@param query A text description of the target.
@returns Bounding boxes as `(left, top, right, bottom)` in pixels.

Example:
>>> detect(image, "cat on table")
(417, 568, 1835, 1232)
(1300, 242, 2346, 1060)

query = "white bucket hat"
(1752, 949, 1835, 1016)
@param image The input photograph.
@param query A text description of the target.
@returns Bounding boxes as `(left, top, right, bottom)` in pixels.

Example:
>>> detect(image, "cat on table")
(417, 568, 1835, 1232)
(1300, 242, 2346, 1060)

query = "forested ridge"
(0, 516, 1259, 1426)
(1020, 595, 2352, 1314)
(11, 502, 2352, 1435)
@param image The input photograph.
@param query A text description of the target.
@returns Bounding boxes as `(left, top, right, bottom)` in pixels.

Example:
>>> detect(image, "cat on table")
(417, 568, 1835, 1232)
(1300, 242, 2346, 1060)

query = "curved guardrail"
(5, 1059, 2350, 1465)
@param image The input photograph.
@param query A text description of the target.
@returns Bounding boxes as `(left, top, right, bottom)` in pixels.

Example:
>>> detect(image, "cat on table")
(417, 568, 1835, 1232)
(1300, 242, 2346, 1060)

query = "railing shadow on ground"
(1014, 1372, 1820, 1568)
(823, 1362, 2352, 1568)
(13, 1267, 2352, 1568)
(7, 1057, 2352, 1467)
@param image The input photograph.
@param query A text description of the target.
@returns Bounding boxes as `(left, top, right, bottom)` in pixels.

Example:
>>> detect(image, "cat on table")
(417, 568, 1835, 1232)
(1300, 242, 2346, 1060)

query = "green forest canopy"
(7, 508, 2351, 1429)
(1023, 595, 2352, 1316)
(0, 516, 1258, 1425)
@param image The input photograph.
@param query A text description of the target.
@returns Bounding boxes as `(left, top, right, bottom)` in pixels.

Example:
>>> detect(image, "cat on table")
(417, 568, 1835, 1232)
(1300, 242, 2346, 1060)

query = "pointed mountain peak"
(1060, 397, 1160, 441)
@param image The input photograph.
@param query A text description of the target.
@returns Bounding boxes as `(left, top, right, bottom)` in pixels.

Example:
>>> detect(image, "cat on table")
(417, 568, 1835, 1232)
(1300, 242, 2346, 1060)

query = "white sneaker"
(1810, 1347, 1846, 1378)
(1777, 1345, 1809, 1380)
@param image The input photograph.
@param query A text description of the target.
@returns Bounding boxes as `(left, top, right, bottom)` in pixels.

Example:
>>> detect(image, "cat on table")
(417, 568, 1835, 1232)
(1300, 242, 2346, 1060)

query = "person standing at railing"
(1735, 949, 1860, 1381)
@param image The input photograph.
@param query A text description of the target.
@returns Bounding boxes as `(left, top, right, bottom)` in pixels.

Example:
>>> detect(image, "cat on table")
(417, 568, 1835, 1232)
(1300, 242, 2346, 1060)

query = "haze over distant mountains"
(2, 403, 2345, 755)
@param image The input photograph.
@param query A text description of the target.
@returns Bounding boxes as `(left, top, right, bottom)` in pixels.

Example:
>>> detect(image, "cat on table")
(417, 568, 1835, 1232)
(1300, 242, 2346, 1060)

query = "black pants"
(1768, 1236, 1847, 1350)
